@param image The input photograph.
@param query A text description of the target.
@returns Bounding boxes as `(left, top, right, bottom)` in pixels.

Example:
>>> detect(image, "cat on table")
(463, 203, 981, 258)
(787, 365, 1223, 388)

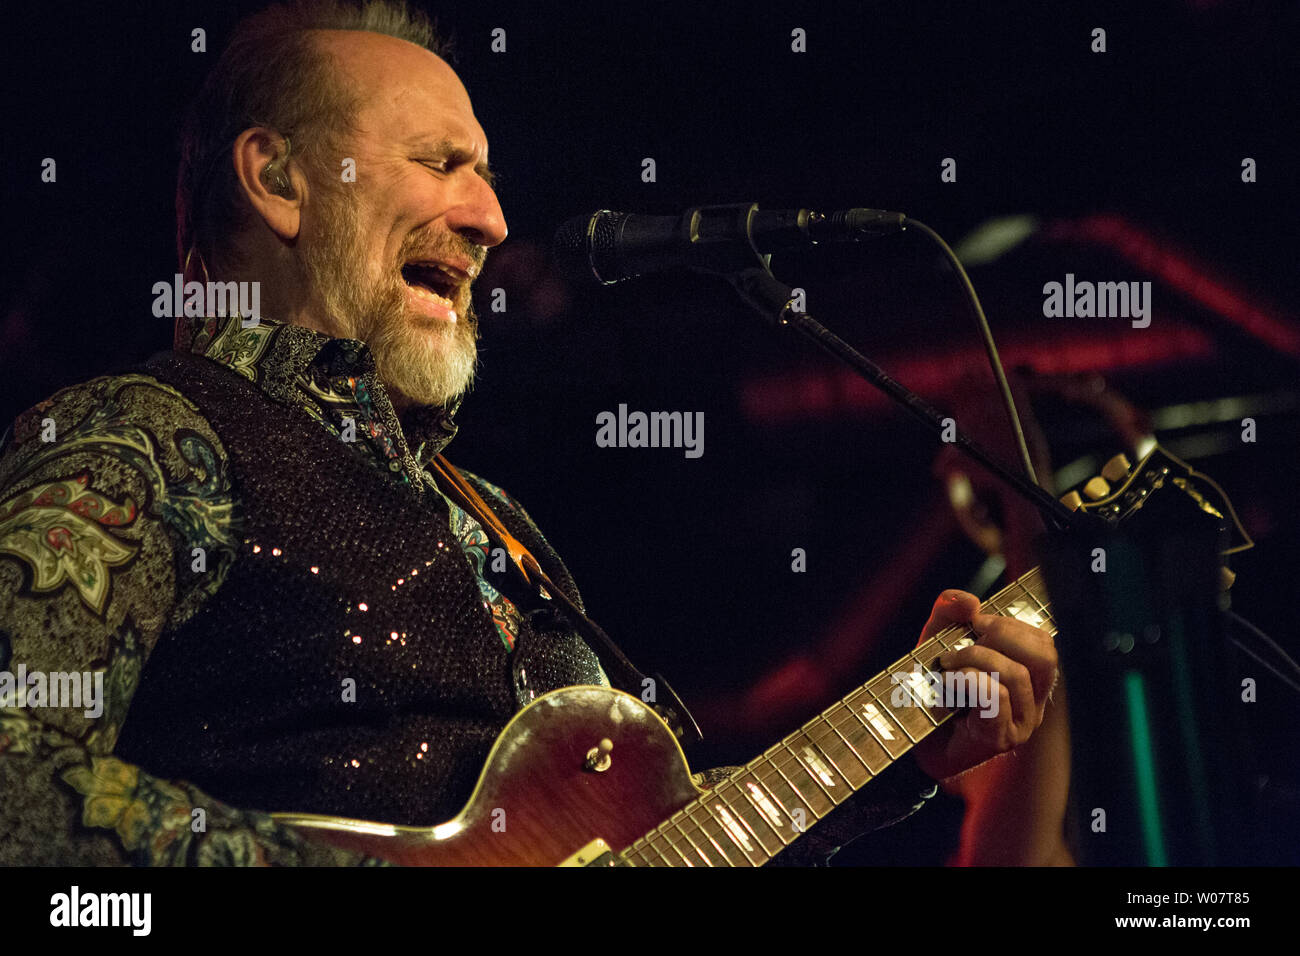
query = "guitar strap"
(430, 454, 703, 746)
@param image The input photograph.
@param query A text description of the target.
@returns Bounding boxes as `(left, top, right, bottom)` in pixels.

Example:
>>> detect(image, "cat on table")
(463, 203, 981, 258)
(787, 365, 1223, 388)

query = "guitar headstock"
(1056, 444, 1254, 556)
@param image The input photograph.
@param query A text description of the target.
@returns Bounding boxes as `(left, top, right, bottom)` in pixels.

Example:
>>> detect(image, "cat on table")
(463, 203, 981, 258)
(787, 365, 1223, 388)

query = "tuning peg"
(1083, 476, 1111, 500)
(1101, 453, 1132, 483)
(1059, 490, 1084, 511)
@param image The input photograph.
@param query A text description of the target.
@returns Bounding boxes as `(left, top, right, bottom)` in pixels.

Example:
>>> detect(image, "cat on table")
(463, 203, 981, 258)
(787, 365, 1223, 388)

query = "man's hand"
(911, 589, 1058, 783)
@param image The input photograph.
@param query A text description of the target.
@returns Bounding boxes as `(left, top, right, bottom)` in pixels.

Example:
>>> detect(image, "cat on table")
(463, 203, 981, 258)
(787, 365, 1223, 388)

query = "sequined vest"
(114, 351, 609, 825)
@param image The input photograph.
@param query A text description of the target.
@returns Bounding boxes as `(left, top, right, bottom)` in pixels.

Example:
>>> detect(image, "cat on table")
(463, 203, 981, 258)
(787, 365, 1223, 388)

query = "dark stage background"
(3, 0, 1298, 864)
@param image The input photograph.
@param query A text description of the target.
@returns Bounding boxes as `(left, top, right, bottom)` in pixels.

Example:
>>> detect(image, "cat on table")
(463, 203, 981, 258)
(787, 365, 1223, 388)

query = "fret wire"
(915, 636, 947, 667)
(703, 799, 761, 867)
(863, 682, 921, 744)
(1024, 571, 1056, 627)
(641, 807, 695, 865)
(627, 841, 651, 865)
(686, 803, 740, 867)
(930, 626, 971, 653)
(658, 830, 694, 867)
(847, 689, 897, 756)
(644, 837, 673, 867)
(710, 787, 771, 862)
(1024, 574, 1045, 613)
(903, 650, 943, 726)
(674, 819, 716, 866)
(815, 713, 870, 778)
(858, 682, 920, 753)
(681, 806, 733, 868)
(1004, 570, 1046, 622)
(782, 740, 836, 805)
(655, 839, 678, 867)
(1005, 572, 1032, 606)
(795, 690, 891, 763)
(878, 674, 935, 742)
(731, 776, 790, 847)
(615, 568, 1065, 873)
(1010, 576, 1057, 634)
(1012, 578, 1039, 617)
(885, 660, 932, 711)
(747, 766, 798, 843)
(760, 762, 814, 840)
(769, 751, 820, 820)
(823, 711, 874, 771)
(950, 625, 978, 648)
(831, 699, 892, 772)
(646, 825, 684, 867)
(800, 724, 851, 794)
(661, 819, 689, 852)
(882, 640, 938, 686)
(635, 816, 680, 863)
(687, 809, 735, 867)
(1000, 577, 1023, 605)
(986, 585, 1014, 615)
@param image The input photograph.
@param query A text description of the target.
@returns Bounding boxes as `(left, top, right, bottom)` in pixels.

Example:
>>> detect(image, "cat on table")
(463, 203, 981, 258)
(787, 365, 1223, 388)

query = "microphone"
(553, 202, 907, 285)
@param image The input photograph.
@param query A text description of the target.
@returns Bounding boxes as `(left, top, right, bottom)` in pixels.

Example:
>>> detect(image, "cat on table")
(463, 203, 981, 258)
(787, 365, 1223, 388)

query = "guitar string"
(622, 566, 1057, 864)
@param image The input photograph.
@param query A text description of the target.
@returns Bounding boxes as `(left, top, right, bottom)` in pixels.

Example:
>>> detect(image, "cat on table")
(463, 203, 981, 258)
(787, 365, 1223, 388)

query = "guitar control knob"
(1083, 477, 1111, 500)
(1101, 453, 1132, 483)
(584, 738, 614, 773)
(1059, 490, 1084, 511)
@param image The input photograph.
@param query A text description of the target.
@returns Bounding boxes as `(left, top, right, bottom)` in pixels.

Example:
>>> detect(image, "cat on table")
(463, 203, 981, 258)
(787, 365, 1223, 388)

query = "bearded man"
(0, 0, 1069, 866)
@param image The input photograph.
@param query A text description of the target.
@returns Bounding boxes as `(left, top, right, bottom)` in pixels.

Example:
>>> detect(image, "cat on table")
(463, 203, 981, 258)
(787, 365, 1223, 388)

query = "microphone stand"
(719, 260, 1088, 534)
(705, 237, 1269, 865)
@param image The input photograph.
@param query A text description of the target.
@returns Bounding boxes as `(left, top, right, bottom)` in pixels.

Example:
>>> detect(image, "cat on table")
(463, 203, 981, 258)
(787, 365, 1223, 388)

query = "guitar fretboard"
(620, 566, 1057, 866)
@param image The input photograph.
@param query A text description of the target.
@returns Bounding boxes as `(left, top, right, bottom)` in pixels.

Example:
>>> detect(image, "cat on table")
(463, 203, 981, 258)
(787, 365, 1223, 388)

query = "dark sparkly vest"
(115, 351, 609, 825)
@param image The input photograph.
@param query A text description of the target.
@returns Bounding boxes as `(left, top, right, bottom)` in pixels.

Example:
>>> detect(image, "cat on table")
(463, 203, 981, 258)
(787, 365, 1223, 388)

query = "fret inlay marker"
(801, 746, 837, 786)
(1005, 604, 1044, 628)
(949, 637, 975, 652)
(747, 782, 784, 827)
(900, 668, 938, 707)
(715, 806, 754, 852)
(861, 703, 896, 740)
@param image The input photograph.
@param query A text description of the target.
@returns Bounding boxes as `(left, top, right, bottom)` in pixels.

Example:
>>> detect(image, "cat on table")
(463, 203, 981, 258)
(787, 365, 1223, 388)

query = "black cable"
(1225, 610, 1300, 694)
(905, 218, 1041, 489)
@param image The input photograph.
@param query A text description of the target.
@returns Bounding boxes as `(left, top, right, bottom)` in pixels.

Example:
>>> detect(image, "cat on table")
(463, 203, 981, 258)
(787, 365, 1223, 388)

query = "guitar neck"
(620, 566, 1058, 866)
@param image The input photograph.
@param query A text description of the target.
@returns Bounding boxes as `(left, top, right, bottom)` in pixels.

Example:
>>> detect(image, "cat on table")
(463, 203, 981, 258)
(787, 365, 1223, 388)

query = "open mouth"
(400, 261, 463, 319)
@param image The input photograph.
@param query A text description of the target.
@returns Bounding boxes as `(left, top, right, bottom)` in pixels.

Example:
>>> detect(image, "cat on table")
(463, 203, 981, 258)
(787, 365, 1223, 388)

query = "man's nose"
(445, 173, 507, 248)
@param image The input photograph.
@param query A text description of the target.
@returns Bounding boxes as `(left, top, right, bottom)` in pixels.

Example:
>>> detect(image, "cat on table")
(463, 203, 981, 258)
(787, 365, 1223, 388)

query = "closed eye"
(416, 156, 498, 189)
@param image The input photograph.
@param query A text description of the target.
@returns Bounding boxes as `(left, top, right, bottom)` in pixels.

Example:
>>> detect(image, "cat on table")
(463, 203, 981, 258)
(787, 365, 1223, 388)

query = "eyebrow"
(413, 136, 497, 188)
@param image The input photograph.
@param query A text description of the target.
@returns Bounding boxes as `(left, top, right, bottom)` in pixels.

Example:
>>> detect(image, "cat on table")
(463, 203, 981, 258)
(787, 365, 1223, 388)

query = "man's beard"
(301, 183, 481, 409)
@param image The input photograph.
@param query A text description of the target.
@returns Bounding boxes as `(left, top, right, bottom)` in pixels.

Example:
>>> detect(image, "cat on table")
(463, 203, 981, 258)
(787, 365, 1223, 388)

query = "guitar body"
(275, 686, 702, 865)
(273, 447, 1252, 867)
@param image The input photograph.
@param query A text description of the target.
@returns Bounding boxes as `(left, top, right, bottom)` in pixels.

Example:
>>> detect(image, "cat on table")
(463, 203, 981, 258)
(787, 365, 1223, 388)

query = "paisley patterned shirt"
(0, 312, 932, 866)
(0, 313, 606, 865)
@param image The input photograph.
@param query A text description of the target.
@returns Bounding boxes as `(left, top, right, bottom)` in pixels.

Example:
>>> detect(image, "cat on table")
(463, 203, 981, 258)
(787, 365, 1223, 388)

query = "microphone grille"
(552, 210, 624, 285)
(552, 214, 591, 260)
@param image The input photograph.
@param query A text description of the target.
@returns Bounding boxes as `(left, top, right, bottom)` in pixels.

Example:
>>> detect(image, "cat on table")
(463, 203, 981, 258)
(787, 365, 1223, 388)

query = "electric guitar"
(272, 446, 1250, 865)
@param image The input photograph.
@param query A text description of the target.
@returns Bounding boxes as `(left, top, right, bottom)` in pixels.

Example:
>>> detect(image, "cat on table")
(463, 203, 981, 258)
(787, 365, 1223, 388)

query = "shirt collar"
(174, 313, 461, 482)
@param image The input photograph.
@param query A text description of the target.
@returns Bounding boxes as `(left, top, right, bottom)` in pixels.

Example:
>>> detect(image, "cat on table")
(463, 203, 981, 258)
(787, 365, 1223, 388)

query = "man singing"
(0, 0, 1068, 865)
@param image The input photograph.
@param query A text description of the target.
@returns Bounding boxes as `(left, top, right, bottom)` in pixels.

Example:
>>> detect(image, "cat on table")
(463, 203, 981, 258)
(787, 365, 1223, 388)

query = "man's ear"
(231, 127, 304, 241)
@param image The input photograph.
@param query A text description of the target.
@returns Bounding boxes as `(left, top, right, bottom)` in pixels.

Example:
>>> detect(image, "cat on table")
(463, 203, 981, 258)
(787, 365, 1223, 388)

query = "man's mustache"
(400, 234, 486, 277)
